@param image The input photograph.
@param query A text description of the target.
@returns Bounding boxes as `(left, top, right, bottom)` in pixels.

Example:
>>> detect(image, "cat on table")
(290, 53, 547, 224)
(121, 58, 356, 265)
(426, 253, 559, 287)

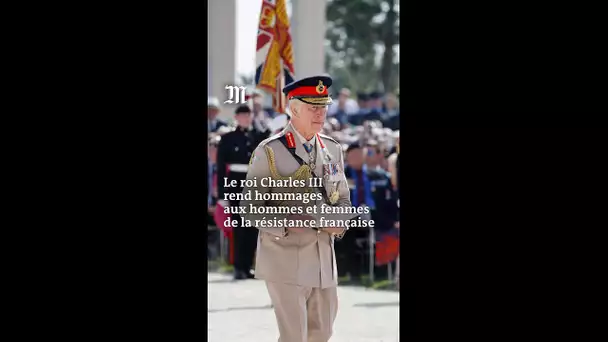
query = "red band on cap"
(287, 86, 328, 99)
(286, 132, 296, 148)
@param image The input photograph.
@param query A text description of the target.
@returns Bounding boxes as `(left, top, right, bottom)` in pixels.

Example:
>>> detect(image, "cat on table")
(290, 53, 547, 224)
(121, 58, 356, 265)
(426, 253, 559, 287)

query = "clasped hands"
(286, 214, 344, 235)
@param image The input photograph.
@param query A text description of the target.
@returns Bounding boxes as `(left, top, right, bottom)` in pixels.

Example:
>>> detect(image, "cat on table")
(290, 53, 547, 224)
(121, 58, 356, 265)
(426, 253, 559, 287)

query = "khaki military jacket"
(241, 123, 354, 288)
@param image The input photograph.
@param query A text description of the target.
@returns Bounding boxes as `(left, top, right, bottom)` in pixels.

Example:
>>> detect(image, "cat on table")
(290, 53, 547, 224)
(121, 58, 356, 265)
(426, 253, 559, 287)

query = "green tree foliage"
(325, 0, 399, 94)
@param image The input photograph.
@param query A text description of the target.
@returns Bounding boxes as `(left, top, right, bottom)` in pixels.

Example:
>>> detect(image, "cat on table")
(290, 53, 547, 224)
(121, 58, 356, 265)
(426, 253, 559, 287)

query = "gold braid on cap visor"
(290, 96, 333, 105)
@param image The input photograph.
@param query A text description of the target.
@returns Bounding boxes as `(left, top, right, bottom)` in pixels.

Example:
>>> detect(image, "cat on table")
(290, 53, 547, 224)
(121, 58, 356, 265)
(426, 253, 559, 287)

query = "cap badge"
(316, 81, 325, 94)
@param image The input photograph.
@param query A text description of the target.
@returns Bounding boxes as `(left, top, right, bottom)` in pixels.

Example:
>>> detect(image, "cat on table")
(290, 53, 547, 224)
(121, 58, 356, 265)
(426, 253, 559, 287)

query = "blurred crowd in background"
(207, 88, 400, 287)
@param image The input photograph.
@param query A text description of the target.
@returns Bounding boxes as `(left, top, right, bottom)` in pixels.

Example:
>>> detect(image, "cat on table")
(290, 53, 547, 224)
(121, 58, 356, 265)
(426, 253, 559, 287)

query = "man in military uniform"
(217, 105, 269, 280)
(241, 76, 356, 342)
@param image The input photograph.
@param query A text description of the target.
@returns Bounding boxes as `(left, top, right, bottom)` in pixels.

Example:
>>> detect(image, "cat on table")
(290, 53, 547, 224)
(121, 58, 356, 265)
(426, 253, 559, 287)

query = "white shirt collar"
(292, 125, 316, 147)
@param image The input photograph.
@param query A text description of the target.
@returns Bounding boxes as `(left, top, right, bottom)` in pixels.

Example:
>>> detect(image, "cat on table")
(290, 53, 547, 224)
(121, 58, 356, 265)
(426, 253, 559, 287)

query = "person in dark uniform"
(329, 88, 355, 126)
(348, 93, 370, 126)
(216, 104, 270, 280)
(382, 92, 400, 130)
(363, 91, 385, 123)
(336, 142, 398, 281)
(356, 92, 370, 111)
(359, 140, 399, 279)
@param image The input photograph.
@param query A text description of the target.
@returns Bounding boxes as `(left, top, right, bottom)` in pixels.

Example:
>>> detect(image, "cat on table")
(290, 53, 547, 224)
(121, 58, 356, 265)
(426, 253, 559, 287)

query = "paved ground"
(208, 272, 399, 341)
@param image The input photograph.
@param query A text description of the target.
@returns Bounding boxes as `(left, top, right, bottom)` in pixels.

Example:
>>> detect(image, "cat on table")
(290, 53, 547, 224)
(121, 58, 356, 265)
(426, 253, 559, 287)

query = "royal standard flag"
(255, 0, 295, 113)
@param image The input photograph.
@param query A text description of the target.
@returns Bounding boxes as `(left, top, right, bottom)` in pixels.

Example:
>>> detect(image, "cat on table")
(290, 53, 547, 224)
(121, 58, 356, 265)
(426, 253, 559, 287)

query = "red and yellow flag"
(254, 0, 295, 114)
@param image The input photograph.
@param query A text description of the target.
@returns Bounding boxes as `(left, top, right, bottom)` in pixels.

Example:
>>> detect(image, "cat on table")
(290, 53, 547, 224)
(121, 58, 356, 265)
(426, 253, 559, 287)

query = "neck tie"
(303, 143, 313, 153)
(303, 143, 315, 171)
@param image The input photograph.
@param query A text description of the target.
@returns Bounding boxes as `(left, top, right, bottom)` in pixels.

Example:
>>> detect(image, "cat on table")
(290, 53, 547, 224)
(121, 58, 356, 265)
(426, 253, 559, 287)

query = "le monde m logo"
(224, 85, 248, 104)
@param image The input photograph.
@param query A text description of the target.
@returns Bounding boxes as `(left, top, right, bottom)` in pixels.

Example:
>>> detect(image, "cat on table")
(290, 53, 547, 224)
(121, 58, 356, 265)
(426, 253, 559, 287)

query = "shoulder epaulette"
(317, 133, 339, 145)
(257, 131, 284, 148)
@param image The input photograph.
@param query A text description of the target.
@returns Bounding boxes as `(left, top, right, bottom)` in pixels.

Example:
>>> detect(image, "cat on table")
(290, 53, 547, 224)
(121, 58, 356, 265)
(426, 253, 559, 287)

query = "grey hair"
(288, 99, 302, 116)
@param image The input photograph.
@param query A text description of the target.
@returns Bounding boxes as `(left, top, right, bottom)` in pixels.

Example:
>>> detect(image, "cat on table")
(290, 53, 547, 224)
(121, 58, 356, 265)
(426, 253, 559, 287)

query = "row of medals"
(307, 146, 340, 205)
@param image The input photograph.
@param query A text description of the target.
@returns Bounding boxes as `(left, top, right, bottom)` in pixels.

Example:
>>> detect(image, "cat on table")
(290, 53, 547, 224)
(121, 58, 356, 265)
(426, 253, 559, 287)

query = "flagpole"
(276, 59, 285, 114)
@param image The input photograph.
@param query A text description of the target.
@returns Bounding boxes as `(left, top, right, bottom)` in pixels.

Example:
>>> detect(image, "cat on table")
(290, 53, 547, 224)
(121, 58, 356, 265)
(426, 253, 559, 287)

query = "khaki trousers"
(265, 281, 338, 342)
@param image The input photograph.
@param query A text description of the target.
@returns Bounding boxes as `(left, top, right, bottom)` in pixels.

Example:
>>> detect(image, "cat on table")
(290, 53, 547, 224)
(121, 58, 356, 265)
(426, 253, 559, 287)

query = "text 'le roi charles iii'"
(223, 176, 325, 204)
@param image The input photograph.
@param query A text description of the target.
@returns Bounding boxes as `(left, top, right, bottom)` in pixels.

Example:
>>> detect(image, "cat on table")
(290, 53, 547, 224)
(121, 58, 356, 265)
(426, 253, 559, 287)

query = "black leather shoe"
(234, 270, 247, 280)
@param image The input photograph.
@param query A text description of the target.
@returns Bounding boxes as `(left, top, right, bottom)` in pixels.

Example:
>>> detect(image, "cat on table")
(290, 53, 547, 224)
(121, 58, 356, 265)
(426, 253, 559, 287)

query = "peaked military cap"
(357, 92, 369, 101)
(346, 142, 363, 153)
(369, 91, 383, 99)
(282, 75, 333, 105)
(234, 104, 251, 115)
